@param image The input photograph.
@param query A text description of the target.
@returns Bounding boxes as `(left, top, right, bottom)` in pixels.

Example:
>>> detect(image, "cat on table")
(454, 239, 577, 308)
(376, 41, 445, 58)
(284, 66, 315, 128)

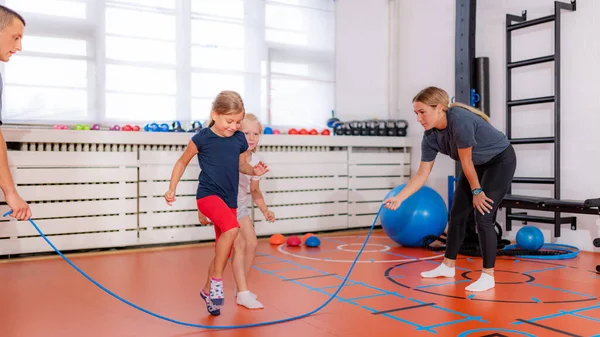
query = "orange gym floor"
(2, 229, 600, 337)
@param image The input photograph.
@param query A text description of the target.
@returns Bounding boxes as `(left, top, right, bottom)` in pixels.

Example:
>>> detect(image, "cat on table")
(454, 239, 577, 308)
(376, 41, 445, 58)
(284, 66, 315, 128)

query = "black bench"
(501, 195, 600, 272)
(501, 194, 600, 217)
(501, 194, 600, 236)
(501, 195, 600, 235)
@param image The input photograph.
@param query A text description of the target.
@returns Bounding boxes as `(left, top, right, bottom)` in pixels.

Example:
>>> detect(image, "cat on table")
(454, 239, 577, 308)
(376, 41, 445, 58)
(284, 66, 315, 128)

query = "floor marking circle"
(385, 260, 598, 304)
(276, 235, 444, 263)
(337, 243, 390, 253)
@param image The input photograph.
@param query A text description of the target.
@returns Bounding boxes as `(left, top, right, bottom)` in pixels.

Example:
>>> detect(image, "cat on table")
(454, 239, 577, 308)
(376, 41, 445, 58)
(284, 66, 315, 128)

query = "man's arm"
(0, 130, 17, 195)
(0, 130, 31, 220)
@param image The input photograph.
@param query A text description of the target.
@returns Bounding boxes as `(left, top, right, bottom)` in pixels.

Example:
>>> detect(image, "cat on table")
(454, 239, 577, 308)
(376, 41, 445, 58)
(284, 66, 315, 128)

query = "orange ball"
(302, 233, 315, 242)
(269, 234, 285, 245)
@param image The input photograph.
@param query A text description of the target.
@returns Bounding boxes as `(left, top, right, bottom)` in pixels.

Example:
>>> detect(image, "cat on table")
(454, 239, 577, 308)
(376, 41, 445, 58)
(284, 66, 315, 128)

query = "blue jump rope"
(3, 205, 385, 330)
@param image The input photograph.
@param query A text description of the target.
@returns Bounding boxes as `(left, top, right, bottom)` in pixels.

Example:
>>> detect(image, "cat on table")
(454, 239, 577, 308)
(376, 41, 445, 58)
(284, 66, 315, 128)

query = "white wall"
(394, 0, 600, 250)
(335, 0, 390, 121)
(395, 0, 456, 203)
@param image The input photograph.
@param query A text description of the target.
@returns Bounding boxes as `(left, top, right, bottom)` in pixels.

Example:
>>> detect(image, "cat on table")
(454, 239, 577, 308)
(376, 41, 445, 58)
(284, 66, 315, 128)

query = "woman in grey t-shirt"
(384, 86, 516, 292)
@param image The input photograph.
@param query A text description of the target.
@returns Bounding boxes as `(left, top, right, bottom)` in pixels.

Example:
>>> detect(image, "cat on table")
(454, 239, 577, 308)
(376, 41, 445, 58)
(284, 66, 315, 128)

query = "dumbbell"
(327, 117, 340, 128)
(171, 121, 186, 132)
(365, 120, 378, 136)
(349, 121, 361, 136)
(376, 121, 387, 136)
(187, 121, 203, 133)
(594, 238, 600, 247)
(395, 120, 409, 137)
(332, 121, 345, 136)
(360, 121, 370, 136)
(385, 120, 398, 137)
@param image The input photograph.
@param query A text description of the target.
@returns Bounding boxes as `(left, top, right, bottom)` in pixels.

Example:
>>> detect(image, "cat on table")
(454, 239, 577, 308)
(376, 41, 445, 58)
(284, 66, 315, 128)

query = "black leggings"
(444, 145, 517, 268)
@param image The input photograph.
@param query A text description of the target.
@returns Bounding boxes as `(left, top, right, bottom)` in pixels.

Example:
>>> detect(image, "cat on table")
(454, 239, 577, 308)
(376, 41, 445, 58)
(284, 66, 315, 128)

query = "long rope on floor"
(422, 222, 580, 259)
(3, 206, 384, 330)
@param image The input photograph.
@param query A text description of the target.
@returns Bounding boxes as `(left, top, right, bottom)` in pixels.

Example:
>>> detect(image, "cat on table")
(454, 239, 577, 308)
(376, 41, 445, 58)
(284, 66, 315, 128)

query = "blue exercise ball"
(516, 226, 544, 250)
(380, 184, 448, 247)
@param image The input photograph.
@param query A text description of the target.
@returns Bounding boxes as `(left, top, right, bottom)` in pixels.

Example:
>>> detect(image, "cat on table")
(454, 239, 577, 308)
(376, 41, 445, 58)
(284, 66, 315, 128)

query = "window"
(1, 0, 336, 126)
(191, 0, 244, 19)
(190, 2, 249, 122)
(106, 36, 176, 65)
(2, 36, 89, 122)
(265, 1, 335, 52)
(104, 2, 177, 121)
(191, 73, 244, 121)
(6, 0, 87, 19)
(265, 1, 336, 128)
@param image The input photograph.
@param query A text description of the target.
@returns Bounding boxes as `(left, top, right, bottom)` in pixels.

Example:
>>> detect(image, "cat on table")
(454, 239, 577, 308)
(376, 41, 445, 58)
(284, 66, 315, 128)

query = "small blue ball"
(305, 236, 321, 247)
(516, 226, 544, 250)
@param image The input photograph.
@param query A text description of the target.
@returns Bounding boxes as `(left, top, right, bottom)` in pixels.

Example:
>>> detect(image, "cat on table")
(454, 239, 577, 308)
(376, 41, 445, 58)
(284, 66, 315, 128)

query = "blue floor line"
(423, 317, 480, 330)
(564, 311, 600, 323)
(523, 266, 567, 274)
(512, 303, 600, 325)
(253, 252, 479, 334)
(268, 267, 311, 273)
(320, 283, 358, 289)
(528, 282, 596, 299)
(381, 312, 436, 333)
(343, 293, 389, 302)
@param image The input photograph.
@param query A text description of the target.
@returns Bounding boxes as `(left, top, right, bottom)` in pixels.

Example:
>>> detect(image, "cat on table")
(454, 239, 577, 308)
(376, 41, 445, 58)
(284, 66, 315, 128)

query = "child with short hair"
(232, 113, 276, 309)
(164, 91, 268, 316)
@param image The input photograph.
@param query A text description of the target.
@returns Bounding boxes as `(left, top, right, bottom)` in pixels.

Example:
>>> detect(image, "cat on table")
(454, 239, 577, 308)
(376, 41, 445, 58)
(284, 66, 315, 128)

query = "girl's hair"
(208, 90, 245, 127)
(412, 86, 490, 123)
(242, 113, 263, 153)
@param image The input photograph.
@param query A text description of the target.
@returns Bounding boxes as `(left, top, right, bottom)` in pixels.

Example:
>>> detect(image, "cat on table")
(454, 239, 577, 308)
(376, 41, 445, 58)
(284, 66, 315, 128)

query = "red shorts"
(196, 195, 239, 248)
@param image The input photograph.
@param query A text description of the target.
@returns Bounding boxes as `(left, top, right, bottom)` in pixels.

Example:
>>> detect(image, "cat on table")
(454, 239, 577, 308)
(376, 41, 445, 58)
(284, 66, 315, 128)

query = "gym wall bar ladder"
(503, 0, 576, 237)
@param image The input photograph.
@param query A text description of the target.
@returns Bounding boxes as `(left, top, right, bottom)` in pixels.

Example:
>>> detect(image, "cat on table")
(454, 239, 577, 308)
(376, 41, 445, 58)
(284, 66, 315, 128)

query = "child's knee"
(221, 227, 239, 240)
(233, 234, 246, 252)
(246, 237, 258, 252)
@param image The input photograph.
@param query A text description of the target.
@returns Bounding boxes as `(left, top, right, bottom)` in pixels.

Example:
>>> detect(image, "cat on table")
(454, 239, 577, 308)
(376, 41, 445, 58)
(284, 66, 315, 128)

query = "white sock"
(235, 287, 258, 300)
(465, 272, 495, 292)
(236, 290, 264, 309)
(420, 263, 455, 278)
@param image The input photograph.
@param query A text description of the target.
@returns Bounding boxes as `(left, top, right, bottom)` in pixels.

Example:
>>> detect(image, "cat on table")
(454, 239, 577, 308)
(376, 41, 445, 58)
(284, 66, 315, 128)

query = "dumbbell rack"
(328, 119, 409, 137)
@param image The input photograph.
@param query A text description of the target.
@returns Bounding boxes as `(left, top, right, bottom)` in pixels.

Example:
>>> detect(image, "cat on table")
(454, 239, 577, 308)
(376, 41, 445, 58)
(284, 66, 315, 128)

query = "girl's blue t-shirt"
(192, 127, 249, 208)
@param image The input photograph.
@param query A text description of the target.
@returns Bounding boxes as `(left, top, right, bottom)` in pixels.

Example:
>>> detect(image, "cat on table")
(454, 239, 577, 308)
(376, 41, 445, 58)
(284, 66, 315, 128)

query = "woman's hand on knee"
(473, 191, 494, 215)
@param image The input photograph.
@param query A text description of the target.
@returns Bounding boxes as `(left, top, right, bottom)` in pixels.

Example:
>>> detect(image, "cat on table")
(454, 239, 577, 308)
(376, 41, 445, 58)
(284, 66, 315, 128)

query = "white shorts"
(237, 204, 251, 219)
(236, 194, 252, 219)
